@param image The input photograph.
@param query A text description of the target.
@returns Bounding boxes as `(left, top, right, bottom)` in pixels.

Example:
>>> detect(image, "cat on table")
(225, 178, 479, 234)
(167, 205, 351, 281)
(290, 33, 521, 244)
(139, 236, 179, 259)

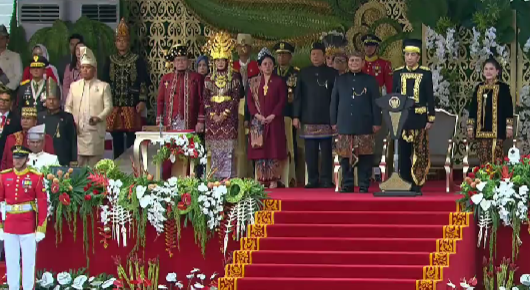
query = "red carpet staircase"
(219, 196, 475, 290)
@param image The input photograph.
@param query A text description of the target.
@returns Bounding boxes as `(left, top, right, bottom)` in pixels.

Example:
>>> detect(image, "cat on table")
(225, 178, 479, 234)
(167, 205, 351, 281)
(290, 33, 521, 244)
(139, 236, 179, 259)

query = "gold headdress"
(320, 31, 348, 57)
(205, 31, 236, 60)
(21, 106, 37, 118)
(116, 18, 130, 39)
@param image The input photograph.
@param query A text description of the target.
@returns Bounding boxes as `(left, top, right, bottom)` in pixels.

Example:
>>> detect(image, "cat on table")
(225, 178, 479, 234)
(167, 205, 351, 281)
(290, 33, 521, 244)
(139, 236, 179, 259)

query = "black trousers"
(195, 133, 205, 178)
(398, 137, 414, 184)
(305, 138, 332, 185)
(341, 155, 372, 190)
(111, 131, 136, 159)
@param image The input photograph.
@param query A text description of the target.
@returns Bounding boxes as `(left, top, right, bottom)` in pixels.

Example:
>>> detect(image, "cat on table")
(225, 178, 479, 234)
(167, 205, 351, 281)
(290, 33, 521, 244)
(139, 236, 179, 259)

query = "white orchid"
(446, 280, 456, 288)
(166, 272, 177, 282)
(193, 282, 205, 289)
(101, 278, 116, 288)
(57, 272, 72, 285)
(38, 272, 54, 287)
(176, 281, 184, 288)
(520, 274, 530, 286)
(470, 193, 492, 211)
(71, 275, 87, 289)
(191, 268, 201, 274)
(158, 286, 168, 289)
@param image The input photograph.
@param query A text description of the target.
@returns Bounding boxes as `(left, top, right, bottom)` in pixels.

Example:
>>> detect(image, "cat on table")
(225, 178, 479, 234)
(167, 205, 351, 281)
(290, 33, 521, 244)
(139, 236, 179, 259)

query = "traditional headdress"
(320, 31, 348, 57)
(403, 39, 422, 54)
(165, 44, 189, 62)
(206, 31, 236, 60)
(115, 18, 130, 39)
(257, 47, 274, 65)
(236, 33, 253, 46)
(362, 34, 382, 46)
(21, 106, 37, 118)
(273, 41, 295, 54)
(30, 55, 48, 68)
(11, 145, 30, 158)
(46, 78, 59, 99)
(80, 46, 97, 67)
(28, 124, 45, 141)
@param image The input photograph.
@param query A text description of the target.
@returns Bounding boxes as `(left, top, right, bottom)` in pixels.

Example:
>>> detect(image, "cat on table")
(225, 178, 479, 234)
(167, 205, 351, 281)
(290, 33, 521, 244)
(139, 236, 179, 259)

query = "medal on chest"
(22, 176, 32, 191)
(374, 65, 381, 76)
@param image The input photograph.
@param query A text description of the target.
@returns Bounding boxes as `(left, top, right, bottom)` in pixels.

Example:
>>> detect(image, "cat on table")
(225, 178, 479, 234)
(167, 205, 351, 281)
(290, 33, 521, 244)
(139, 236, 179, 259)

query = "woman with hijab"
(247, 47, 287, 188)
(195, 55, 209, 76)
(62, 42, 86, 105)
(22, 44, 62, 95)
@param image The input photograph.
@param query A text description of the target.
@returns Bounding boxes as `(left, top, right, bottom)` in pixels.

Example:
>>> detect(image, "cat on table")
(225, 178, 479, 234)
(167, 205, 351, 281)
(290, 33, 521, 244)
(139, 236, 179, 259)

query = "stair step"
(239, 264, 427, 279)
(266, 211, 450, 225)
(229, 277, 441, 290)
(247, 237, 439, 252)
(277, 198, 457, 212)
(261, 224, 445, 238)
(242, 250, 433, 265)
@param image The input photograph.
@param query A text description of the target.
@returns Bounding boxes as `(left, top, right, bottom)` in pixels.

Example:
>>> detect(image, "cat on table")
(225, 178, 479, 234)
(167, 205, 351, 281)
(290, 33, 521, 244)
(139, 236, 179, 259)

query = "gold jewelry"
(263, 84, 269, 95)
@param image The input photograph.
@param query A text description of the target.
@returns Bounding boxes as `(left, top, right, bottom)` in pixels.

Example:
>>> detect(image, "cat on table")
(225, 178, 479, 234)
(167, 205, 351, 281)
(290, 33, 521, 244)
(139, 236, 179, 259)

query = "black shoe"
(305, 183, 319, 189)
(359, 188, 369, 193)
(320, 182, 334, 188)
(340, 187, 354, 193)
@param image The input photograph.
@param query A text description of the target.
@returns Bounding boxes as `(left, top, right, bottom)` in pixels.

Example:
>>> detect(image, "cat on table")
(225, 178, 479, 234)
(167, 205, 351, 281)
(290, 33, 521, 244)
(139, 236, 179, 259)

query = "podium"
(373, 93, 419, 197)
(134, 127, 195, 181)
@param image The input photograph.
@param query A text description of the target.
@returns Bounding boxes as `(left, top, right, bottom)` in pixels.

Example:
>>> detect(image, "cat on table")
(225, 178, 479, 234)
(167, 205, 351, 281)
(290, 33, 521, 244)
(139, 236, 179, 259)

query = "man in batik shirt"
(203, 31, 243, 178)
(102, 18, 149, 158)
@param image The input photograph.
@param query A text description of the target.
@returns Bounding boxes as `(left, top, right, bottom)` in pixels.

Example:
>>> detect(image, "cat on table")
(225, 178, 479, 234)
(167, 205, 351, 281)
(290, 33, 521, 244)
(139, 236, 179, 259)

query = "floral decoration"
(459, 153, 529, 260)
(18, 268, 117, 290)
(113, 254, 159, 290)
(469, 27, 510, 72)
(152, 134, 207, 166)
(158, 268, 218, 290)
(517, 85, 530, 154)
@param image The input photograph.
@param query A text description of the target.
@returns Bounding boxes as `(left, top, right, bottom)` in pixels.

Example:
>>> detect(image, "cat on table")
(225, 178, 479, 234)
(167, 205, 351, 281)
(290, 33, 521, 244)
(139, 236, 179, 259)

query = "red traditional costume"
(1, 107, 55, 170)
(203, 31, 243, 179)
(361, 34, 393, 94)
(0, 145, 48, 290)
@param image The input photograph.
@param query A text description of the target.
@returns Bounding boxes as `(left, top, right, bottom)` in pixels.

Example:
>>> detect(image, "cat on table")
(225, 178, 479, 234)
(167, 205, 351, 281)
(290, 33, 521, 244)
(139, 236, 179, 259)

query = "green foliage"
(28, 21, 70, 65)
(406, 0, 448, 35)
(325, 0, 366, 25)
(472, 0, 514, 43)
(512, 0, 530, 55)
(7, 0, 30, 66)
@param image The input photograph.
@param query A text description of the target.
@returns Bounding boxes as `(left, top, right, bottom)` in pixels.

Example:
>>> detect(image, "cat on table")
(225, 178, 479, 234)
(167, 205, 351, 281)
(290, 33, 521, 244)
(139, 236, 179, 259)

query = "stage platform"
(0, 181, 525, 289)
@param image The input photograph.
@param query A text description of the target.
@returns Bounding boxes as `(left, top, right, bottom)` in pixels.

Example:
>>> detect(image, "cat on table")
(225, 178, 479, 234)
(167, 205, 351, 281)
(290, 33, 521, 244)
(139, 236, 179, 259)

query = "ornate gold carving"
(218, 277, 238, 290)
(255, 211, 274, 225)
(263, 199, 281, 211)
(476, 84, 499, 139)
(248, 224, 267, 238)
(436, 239, 456, 253)
(430, 252, 450, 267)
(240, 237, 259, 251)
(423, 266, 443, 280)
(225, 264, 246, 278)
(379, 173, 412, 192)
(389, 111, 401, 136)
(443, 225, 462, 240)
(415, 280, 436, 290)
(450, 212, 470, 226)
(233, 250, 252, 264)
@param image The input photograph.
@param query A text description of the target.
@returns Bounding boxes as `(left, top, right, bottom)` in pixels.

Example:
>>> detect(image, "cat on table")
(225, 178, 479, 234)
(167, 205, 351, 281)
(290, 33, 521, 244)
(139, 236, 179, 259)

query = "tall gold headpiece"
(116, 18, 130, 39)
(205, 31, 236, 60)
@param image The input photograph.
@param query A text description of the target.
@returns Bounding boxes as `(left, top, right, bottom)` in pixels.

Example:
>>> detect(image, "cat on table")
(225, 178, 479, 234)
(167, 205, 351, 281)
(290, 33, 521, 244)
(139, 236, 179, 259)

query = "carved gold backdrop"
(129, 0, 529, 161)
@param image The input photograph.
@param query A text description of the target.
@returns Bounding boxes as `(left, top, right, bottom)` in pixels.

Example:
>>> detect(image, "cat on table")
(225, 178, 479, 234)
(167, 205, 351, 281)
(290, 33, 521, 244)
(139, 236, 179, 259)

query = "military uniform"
(102, 18, 149, 158)
(0, 146, 48, 290)
(393, 39, 435, 190)
(293, 42, 338, 187)
(16, 56, 59, 115)
(467, 80, 513, 165)
(361, 34, 393, 95)
(38, 110, 77, 166)
(330, 71, 381, 192)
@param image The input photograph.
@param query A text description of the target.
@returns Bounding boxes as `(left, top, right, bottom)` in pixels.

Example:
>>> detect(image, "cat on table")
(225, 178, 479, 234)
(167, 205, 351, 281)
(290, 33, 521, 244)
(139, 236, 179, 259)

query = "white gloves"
(0, 229, 3, 241)
(35, 232, 45, 243)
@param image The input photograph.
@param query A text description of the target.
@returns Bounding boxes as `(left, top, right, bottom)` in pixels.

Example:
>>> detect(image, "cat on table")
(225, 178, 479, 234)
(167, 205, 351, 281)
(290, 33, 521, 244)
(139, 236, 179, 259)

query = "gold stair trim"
(248, 224, 268, 238)
(255, 211, 274, 225)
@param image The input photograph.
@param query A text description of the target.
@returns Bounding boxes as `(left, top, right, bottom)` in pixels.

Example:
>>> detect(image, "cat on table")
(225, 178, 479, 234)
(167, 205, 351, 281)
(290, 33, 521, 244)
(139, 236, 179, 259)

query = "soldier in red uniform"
(0, 145, 47, 290)
(361, 34, 393, 95)
(1, 106, 54, 170)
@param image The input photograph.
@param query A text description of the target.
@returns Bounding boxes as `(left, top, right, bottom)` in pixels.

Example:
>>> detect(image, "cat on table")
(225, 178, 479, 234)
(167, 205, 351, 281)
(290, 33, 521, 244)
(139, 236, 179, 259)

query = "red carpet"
(219, 182, 477, 290)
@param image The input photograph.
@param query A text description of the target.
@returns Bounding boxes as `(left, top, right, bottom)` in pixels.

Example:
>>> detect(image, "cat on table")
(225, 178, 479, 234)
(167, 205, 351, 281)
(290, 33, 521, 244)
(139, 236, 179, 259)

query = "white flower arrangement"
(159, 269, 218, 290)
(523, 37, 530, 54)
(198, 183, 227, 230)
(470, 27, 510, 72)
(517, 85, 530, 154)
(135, 177, 179, 233)
(34, 271, 115, 289)
(102, 179, 132, 247)
(154, 134, 207, 166)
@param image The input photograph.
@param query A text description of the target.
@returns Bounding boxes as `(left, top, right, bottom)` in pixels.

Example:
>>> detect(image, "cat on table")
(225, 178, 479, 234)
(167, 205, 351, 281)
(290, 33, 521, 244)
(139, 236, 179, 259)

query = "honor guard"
(393, 39, 435, 193)
(16, 56, 59, 114)
(0, 145, 48, 290)
(361, 34, 393, 95)
(27, 124, 59, 170)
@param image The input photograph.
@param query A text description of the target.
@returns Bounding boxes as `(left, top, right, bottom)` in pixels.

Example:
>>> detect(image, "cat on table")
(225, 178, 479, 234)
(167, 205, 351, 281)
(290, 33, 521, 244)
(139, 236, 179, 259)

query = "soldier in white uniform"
(26, 124, 59, 170)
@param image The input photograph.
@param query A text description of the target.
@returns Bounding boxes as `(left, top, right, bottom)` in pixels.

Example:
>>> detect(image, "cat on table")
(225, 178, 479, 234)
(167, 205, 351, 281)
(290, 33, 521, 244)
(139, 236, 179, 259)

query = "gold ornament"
(206, 31, 236, 60)
(116, 18, 130, 39)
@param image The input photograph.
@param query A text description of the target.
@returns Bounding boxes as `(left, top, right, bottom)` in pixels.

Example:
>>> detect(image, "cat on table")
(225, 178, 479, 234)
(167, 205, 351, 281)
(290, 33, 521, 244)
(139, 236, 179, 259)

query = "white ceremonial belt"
(5, 204, 33, 213)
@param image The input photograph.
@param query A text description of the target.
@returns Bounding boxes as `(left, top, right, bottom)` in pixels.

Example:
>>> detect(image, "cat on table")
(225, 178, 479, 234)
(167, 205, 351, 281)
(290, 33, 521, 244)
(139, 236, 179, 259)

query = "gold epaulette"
(394, 66, 404, 71)
(29, 169, 43, 175)
(0, 168, 13, 174)
(420, 66, 430, 71)
(20, 79, 30, 86)
(294, 66, 300, 71)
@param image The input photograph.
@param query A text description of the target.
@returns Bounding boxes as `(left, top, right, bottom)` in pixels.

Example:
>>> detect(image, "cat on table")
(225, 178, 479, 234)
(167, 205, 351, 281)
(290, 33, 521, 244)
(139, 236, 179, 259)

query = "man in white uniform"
(27, 124, 59, 170)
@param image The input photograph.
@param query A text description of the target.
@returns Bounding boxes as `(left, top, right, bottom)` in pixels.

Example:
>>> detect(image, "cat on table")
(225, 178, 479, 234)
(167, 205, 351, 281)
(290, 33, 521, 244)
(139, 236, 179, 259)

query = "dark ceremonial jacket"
(330, 72, 382, 135)
(0, 111, 21, 162)
(392, 65, 435, 130)
(293, 64, 338, 124)
(468, 81, 513, 140)
(102, 52, 150, 132)
(38, 110, 78, 165)
(16, 79, 60, 114)
(274, 65, 299, 117)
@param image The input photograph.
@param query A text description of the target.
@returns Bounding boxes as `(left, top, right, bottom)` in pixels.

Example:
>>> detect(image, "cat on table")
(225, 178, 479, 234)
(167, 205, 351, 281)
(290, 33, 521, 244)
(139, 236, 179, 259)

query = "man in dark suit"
(330, 51, 382, 193)
(0, 85, 21, 160)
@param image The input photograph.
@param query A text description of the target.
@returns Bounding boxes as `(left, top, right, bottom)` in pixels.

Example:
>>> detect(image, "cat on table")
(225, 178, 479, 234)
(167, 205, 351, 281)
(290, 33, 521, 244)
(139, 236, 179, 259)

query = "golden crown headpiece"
(21, 106, 37, 118)
(205, 31, 236, 60)
(116, 18, 130, 39)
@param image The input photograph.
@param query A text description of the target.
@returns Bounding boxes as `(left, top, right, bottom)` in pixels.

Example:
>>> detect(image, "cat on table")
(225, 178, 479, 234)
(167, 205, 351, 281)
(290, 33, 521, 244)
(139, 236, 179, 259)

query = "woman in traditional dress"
(22, 44, 62, 95)
(247, 48, 287, 188)
(62, 42, 86, 105)
(467, 57, 514, 165)
(195, 55, 209, 76)
(203, 31, 243, 179)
